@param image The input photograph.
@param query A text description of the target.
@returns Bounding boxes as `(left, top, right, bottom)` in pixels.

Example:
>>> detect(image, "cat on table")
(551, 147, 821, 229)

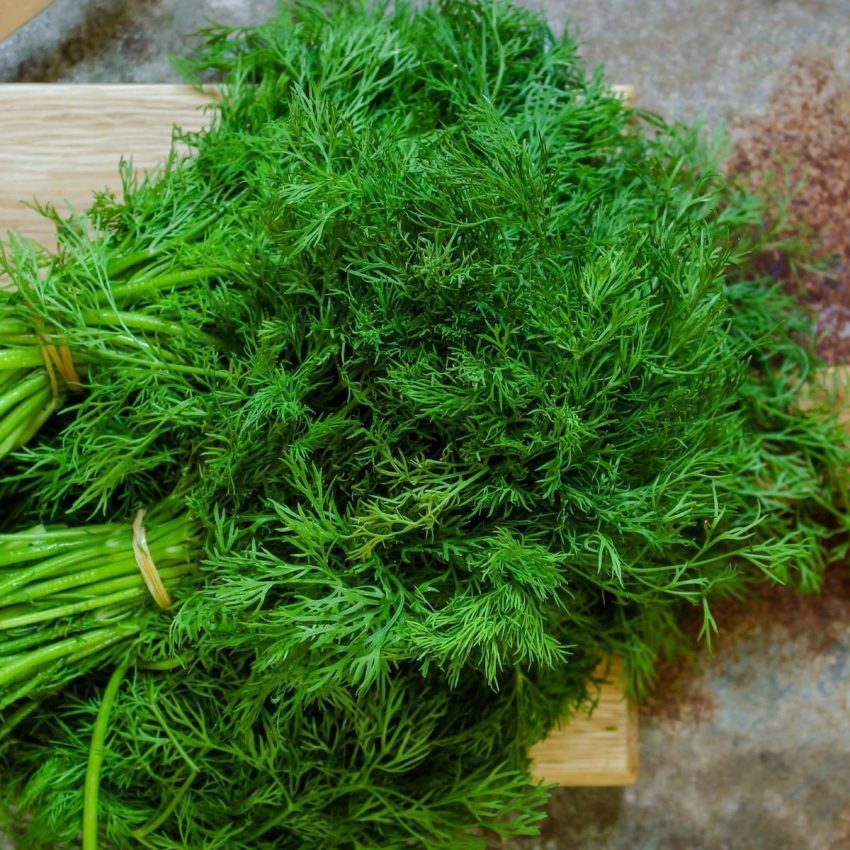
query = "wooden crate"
(0, 83, 638, 786)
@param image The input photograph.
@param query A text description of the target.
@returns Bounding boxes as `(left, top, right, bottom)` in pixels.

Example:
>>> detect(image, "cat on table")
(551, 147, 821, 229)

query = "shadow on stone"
(14, 0, 157, 82)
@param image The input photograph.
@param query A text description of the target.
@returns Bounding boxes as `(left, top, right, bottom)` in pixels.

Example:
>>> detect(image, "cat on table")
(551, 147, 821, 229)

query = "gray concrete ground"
(2, 2, 850, 848)
(514, 575, 850, 850)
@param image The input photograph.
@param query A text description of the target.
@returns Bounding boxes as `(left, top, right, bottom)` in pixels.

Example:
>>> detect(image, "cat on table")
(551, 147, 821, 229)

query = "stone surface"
(542, 0, 850, 124)
(511, 574, 850, 850)
(0, 0, 278, 83)
(2, 2, 850, 849)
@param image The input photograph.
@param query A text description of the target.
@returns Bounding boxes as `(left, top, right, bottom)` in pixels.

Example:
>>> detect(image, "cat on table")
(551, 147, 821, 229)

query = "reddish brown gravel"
(643, 565, 850, 724)
(730, 55, 850, 364)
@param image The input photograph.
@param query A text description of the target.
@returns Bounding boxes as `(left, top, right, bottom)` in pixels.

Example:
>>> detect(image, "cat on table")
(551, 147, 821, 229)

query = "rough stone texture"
(541, 0, 850, 125)
(0, 0, 278, 83)
(511, 574, 850, 850)
(2, 2, 850, 849)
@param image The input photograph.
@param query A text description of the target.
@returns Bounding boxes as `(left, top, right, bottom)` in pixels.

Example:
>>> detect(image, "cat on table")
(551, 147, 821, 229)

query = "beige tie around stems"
(35, 329, 82, 398)
(132, 509, 172, 610)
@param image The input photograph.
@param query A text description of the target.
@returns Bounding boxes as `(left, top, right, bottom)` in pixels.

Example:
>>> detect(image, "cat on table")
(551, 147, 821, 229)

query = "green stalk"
(0, 620, 107, 655)
(0, 565, 193, 630)
(60, 563, 194, 600)
(0, 524, 127, 548)
(0, 385, 54, 457)
(0, 514, 190, 568)
(0, 668, 63, 713)
(0, 369, 51, 418)
(1, 392, 58, 454)
(90, 349, 230, 379)
(0, 527, 120, 543)
(1, 553, 145, 603)
(0, 627, 136, 689)
(105, 267, 224, 303)
(129, 769, 198, 841)
(0, 695, 43, 744)
(0, 349, 46, 370)
(105, 249, 157, 278)
(0, 534, 127, 569)
(83, 657, 132, 850)
(0, 544, 131, 593)
(80, 310, 221, 346)
(104, 208, 224, 279)
(0, 367, 29, 395)
(0, 319, 33, 337)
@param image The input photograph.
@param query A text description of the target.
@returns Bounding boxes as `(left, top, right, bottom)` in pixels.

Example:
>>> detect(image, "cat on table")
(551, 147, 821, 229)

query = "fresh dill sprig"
(167, 0, 850, 699)
(3, 658, 582, 850)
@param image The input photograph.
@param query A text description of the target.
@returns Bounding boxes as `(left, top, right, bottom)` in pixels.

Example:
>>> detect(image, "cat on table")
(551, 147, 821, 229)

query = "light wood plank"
(0, 0, 55, 42)
(531, 659, 638, 786)
(0, 84, 212, 245)
(0, 82, 637, 786)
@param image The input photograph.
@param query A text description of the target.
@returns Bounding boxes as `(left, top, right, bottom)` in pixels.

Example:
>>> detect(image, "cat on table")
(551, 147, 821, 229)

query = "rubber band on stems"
(132, 509, 172, 610)
(35, 328, 82, 399)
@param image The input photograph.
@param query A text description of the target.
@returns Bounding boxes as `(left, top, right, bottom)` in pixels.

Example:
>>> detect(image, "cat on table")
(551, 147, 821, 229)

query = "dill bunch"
(0, 1, 848, 848)
(166, 0, 849, 698)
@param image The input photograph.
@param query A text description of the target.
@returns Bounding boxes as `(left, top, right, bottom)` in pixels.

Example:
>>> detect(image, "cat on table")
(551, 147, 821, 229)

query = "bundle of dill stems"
(0, 1, 847, 847)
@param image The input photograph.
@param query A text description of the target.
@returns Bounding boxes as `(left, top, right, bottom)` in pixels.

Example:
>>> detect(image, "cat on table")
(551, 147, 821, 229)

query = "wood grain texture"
(0, 85, 212, 245)
(0, 0, 55, 42)
(530, 659, 638, 786)
(0, 83, 637, 786)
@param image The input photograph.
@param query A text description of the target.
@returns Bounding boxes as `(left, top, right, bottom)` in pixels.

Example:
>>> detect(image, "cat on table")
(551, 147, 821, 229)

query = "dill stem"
(4, 395, 58, 455)
(0, 590, 142, 633)
(0, 626, 135, 688)
(0, 620, 103, 655)
(0, 385, 54, 457)
(0, 553, 147, 603)
(83, 657, 132, 850)
(0, 525, 124, 545)
(0, 369, 49, 418)
(105, 248, 157, 278)
(0, 694, 42, 743)
(0, 669, 55, 713)
(0, 319, 32, 336)
(0, 536, 124, 568)
(0, 514, 190, 566)
(0, 349, 46, 370)
(0, 541, 129, 586)
(80, 310, 221, 346)
(89, 348, 229, 379)
(106, 267, 223, 303)
(0, 565, 193, 629)
(105, 210, 222, 279)
(0, 367, 28, 394)
(0, 385, 52, 440)
(130, 769, 198, 841)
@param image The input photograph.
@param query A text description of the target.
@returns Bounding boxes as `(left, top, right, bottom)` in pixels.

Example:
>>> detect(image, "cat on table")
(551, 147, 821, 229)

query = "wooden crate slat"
(0, 83, 638, 786)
